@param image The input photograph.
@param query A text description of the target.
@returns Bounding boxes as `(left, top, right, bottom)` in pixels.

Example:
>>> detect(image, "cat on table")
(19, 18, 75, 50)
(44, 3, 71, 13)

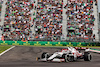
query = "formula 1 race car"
(36, 47, 92, 62)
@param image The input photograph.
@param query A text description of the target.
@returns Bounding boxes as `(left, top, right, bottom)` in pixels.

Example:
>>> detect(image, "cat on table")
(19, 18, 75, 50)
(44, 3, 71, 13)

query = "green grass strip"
(0, 46, 11, 53)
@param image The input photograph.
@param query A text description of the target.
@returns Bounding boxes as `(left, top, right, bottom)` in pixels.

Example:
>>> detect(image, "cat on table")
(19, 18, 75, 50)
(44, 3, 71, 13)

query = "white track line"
(0, 46, 15, 56)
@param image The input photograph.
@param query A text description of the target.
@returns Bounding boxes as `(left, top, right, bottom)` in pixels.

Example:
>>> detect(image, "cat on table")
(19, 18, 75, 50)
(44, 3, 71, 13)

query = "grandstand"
(67, 0, 96, 42)
(0, 0, 99, 42)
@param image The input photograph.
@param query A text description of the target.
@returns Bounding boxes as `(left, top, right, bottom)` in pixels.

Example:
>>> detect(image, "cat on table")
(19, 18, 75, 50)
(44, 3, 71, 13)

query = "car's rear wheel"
(67, 55, 74, 62)
(84, 52, 92, 61)
(62, 54, 69, 62)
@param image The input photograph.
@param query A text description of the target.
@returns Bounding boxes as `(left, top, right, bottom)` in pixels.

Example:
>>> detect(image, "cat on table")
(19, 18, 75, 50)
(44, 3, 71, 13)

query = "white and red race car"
(36, 47, 92, 62)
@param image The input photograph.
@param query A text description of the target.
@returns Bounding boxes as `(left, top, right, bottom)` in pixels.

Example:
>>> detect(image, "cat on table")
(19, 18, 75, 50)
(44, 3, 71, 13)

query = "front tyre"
(84, 52, 92, 61)
(41, 52, 49, 59)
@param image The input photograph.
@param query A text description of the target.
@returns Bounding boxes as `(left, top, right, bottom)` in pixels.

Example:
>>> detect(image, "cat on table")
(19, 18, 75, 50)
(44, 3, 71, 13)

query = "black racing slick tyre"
(41, 52, 49, 59)
(68, 56, 74, 62)
(62, 54, 74, 62)
(62, 54, 69, 62)
(84, 52, 92, 61)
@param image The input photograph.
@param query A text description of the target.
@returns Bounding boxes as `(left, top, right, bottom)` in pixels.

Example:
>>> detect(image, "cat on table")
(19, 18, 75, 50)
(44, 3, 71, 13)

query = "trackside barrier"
(0, 41, 98, 47)
(89, 48, 100, 53)
(90, 48, 100, 51)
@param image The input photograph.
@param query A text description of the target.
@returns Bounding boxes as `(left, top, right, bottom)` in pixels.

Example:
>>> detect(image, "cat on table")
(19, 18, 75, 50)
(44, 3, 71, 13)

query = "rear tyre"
(84, 52, 92, 61)
(62, 54, 69, 62)
(67, 56, 74, 62)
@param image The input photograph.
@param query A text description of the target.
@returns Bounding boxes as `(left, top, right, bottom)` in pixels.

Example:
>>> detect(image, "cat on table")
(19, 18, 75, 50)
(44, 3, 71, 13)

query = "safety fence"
(0, 41, 99, 47)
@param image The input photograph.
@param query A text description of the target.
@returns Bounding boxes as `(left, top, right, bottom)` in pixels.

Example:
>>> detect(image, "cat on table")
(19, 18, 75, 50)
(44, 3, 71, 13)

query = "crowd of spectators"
(3, 0, 35, 40)
(66, 0, 95, 41)
(0, 0, 97, 42)
(34, 0, 63, 41)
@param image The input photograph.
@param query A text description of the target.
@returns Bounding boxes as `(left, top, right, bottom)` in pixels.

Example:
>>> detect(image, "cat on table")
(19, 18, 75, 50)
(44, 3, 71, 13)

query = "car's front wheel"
(41, 52, 49, 59)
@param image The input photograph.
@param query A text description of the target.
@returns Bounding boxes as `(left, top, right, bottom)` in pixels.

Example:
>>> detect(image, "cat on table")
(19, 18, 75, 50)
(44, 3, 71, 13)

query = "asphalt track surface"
(0, 46, 100, 67)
